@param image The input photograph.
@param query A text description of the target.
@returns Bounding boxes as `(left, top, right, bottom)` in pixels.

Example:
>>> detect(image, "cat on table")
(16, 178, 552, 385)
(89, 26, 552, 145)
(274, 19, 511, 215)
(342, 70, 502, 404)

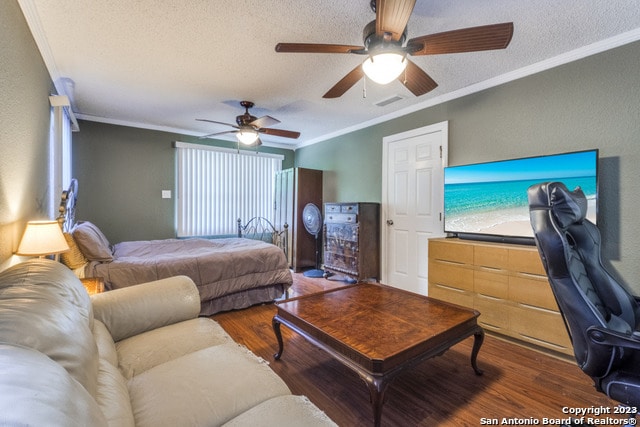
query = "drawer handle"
(477, 293, 502, 301)
(434, 259, 466, 267)
(518, 334, 567, 350)
(517, 303, 557, 314)
(515, 272, 547, 280)
(477, 266, 503, 272)
(435, 284, 466, 293)
(480, 321, 503, 330)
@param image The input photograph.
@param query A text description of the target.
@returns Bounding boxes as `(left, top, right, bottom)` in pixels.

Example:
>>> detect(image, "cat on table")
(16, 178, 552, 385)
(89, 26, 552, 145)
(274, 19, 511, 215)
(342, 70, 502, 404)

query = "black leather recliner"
(528, 181, 640, 409)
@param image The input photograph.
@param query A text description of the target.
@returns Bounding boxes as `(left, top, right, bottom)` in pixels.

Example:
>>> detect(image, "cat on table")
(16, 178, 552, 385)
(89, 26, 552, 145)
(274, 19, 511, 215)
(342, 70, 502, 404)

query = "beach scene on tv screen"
(444, 151, 597, 238)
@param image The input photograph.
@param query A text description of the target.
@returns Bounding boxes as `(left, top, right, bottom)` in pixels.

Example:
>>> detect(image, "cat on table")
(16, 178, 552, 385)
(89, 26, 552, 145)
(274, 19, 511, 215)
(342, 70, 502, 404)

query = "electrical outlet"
(161, 190, 171, 199)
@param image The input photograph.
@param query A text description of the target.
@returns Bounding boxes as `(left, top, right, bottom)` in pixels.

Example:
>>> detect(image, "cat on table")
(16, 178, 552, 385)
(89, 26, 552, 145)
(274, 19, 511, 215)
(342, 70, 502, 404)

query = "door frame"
(380, 121, 449, 284)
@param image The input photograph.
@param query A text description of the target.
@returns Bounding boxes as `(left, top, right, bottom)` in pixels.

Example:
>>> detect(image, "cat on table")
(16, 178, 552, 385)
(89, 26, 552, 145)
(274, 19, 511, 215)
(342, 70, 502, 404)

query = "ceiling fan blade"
(250, 115, 280, 129)
(196, 118, 239, 129)
(399, 60, 438, 96)
(407, 22, 514, 56)
(259, 128, 301, 139)
(376, 0, 416, 41)
(276, 43, 364, 54)
(323, 64, 365, 99)
(199, 130, 237, 139)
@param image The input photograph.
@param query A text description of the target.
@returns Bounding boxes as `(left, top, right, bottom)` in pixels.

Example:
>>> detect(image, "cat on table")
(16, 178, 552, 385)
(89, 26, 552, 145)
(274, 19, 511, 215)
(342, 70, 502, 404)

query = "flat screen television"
(443, 149, 598, 245)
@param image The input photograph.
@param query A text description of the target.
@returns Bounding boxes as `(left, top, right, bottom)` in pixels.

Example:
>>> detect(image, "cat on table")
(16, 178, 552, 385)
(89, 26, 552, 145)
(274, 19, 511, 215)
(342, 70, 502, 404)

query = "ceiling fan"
(197, 101, 301, 145)
(275, 0, 514, 98)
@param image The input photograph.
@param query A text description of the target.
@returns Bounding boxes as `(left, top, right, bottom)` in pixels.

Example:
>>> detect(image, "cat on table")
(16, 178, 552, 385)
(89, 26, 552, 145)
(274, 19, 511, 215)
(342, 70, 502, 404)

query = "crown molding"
(75, 113, 296, 150)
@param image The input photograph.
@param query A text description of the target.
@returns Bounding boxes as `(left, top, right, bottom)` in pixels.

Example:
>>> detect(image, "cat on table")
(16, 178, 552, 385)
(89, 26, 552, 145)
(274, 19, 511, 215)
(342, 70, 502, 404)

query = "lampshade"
(16, 221, 70, 256)
(237, 129, 259, 145)
(362, 53, 408, 85)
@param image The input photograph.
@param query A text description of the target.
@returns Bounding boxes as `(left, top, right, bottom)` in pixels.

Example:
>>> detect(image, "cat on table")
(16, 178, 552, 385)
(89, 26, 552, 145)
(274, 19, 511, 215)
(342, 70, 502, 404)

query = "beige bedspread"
(87, 238, 292, 314)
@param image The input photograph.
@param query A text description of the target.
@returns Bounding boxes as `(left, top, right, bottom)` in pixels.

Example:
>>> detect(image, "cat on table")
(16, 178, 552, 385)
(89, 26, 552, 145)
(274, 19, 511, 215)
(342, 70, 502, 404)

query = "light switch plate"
(161, 190, 171, 199)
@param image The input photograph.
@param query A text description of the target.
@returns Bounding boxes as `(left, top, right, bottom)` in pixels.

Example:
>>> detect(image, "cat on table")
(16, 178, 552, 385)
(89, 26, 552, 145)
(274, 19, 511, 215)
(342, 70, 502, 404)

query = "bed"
(57, 179, 292, 315)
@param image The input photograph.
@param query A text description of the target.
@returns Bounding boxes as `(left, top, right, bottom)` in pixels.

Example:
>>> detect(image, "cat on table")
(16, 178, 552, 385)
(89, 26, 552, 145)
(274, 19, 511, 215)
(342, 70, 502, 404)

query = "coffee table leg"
(471, 327, 484, 375)
(363, 376, 388, 427)
(272, 316, 284, 360)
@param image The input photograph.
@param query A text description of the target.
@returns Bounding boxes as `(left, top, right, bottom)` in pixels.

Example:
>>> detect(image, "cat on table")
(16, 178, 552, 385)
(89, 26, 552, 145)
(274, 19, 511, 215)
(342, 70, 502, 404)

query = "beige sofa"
(0, 259, 336, 427)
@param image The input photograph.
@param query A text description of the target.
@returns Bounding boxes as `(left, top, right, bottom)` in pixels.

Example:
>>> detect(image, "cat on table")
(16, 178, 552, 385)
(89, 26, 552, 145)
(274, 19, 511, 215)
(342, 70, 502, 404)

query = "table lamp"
(16, 220, 70, 258)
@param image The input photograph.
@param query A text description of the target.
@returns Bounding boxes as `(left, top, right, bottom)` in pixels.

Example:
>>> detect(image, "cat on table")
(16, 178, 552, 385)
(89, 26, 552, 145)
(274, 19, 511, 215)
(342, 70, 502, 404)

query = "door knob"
(387, 219, 394, 225)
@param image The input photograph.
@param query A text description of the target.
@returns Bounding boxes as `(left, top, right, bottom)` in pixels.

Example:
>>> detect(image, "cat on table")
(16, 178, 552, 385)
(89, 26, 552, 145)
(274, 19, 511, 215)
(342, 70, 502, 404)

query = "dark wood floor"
(212, 273, 625, 426)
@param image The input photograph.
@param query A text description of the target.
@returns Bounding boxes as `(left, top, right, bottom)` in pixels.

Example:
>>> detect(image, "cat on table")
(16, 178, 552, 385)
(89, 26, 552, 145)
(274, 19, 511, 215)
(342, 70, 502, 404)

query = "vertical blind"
(175, 142, 283, 237)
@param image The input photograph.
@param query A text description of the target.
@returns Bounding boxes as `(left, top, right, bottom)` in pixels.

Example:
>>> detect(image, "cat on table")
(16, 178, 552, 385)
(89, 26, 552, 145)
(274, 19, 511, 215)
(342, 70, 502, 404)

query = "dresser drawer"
(325, 239, 358, 257)
(325, 213, 357, 224)
(509, 274, 558, 311)
(325, 204, 341, 214)
(508, 249, 546, 275)
(510, 304, 572, 351)
(429, 239, 474, 265)
(325, 223, 358, 242)
(474, 293, 509, 332)
(428, 260, 473, 292)
(340, 204, 358, 213)
(474, 268, 508, 299)
(324, 253, 358, 276)
(475, 245, 509, 269)
(429, 283, 474, 307)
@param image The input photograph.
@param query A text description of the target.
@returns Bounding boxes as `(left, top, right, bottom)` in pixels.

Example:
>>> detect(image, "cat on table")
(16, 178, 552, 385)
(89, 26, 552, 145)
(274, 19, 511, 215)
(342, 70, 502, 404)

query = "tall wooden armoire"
(274, 168, 323, 272)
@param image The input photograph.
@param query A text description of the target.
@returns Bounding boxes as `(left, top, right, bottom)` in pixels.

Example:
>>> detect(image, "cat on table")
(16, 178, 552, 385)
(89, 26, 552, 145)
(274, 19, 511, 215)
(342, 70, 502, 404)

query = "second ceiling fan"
(197, 101, 300, 146)
(275, 0, 514, 98)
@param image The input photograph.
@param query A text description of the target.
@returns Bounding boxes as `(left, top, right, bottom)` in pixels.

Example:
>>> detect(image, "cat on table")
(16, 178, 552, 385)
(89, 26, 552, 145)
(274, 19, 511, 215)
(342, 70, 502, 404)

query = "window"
(175, 142, 283, 237)
(49, 96, 73, 219)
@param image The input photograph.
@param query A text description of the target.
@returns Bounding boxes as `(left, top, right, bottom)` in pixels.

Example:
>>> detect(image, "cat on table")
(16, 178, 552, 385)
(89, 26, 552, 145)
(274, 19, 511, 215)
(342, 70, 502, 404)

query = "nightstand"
(80, 277, 105, 295)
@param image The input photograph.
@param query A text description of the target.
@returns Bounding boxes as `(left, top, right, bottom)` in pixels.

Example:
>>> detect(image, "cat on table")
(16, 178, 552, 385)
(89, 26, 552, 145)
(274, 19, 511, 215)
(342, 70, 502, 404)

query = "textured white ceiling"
(18, 0, 640, 148)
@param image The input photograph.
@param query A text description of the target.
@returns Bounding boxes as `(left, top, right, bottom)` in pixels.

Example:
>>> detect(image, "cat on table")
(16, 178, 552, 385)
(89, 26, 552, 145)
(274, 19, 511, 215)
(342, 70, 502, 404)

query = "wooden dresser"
(323, 202, 380, 282)
(428, 237, 573, 356)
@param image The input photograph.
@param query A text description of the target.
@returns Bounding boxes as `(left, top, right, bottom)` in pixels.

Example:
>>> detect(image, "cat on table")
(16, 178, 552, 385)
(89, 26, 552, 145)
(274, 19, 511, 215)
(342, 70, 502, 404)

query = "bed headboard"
(237, 217, 288, 257)
(57, 178, 78, 232)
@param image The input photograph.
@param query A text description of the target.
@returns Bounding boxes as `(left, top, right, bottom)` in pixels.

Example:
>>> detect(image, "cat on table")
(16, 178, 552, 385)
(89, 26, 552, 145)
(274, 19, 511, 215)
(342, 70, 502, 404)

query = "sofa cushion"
(222, 395, 337, 427)
(0, 259, 99, 396)
(96, 358, 135, 427)
(0, 343, 107, 427)
(116, 317, 231, 378)
(127, 343, 291, 427)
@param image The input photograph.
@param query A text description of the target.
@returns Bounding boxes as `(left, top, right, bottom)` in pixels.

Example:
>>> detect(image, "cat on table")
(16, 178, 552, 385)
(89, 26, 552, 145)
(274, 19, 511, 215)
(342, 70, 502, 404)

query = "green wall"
(296, 40, 640, 293)
(72, 121, 295, 243)
(0, 0, 54, 268)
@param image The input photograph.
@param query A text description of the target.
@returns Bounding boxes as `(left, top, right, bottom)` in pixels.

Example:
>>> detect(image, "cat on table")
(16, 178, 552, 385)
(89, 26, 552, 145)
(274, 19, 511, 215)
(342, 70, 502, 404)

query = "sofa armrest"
(91, 275, 201, 342)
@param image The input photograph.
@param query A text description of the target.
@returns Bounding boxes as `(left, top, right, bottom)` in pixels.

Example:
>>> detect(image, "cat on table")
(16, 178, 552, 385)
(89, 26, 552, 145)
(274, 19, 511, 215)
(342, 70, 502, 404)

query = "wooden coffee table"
(272, 283, 484, 427)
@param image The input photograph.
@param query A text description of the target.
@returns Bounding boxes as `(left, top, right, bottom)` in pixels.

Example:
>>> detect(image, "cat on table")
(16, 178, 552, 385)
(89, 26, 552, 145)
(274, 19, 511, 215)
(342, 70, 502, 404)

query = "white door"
(381, 122, 448, 295)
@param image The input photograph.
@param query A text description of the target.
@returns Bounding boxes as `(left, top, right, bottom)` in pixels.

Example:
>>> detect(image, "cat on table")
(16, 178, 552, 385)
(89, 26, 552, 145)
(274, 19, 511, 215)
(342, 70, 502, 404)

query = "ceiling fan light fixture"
(362, 52, 407, 85)
(237, 128, 259, 145)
